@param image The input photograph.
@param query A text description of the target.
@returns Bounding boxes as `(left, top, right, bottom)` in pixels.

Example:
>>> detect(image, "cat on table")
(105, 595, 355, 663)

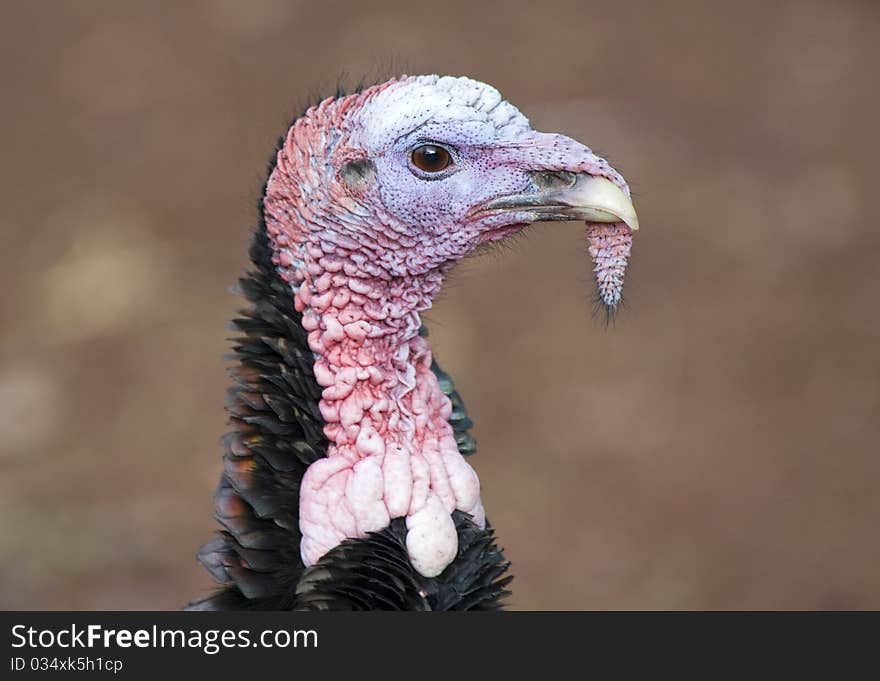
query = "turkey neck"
(287, 252, 454, 457)
(265, 219, 485, 574)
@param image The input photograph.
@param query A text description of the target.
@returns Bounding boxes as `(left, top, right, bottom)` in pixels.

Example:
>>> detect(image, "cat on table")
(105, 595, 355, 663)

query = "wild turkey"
(187, 75, 638, 611)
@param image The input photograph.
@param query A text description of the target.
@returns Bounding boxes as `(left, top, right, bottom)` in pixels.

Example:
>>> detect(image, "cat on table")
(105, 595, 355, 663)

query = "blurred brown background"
(1, 0, 878, 610)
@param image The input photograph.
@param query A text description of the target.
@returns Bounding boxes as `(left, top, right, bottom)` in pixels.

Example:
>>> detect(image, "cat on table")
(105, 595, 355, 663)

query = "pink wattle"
(293, 270, 485, 578)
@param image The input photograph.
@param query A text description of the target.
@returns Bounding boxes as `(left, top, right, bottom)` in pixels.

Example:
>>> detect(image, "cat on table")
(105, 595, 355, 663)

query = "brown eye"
(411, 144, 453, 173)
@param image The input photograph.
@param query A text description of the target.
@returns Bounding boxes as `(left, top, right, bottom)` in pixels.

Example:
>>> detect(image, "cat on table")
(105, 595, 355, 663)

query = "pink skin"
(263, 75, 634, 577)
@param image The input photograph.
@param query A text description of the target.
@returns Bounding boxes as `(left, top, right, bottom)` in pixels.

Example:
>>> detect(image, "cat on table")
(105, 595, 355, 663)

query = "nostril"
(530, 170, 577, 191)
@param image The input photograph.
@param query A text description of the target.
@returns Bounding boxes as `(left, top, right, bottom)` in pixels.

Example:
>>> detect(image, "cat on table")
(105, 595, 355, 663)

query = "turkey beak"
(553, 173, 639, 231)
(482, 172, 639, 232)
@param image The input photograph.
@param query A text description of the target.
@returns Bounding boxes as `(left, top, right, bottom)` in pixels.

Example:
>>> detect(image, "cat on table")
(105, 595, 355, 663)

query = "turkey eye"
(411, 144, 452, 173)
